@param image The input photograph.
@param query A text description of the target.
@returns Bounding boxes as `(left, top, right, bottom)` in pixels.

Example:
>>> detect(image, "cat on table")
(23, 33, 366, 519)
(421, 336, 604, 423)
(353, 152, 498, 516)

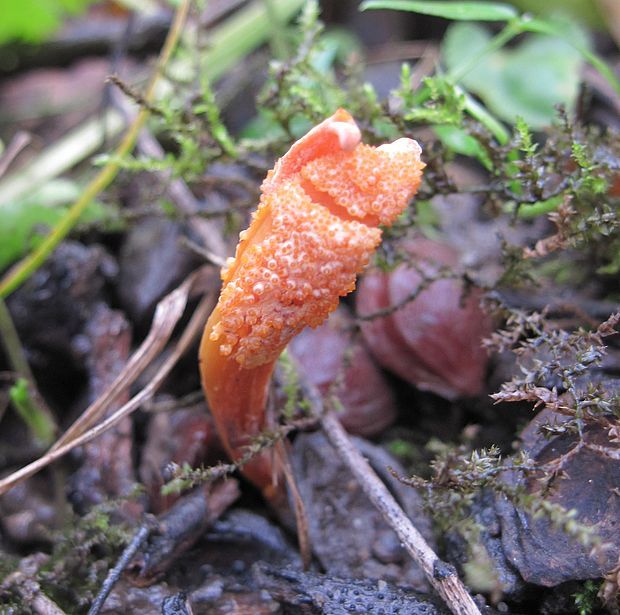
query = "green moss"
(36, 509, 130, 611)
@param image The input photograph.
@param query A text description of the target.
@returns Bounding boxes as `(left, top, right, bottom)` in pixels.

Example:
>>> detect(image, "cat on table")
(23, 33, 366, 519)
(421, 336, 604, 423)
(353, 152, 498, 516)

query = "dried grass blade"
(52, 269, 204, 450)
(0, 271, 214, 496)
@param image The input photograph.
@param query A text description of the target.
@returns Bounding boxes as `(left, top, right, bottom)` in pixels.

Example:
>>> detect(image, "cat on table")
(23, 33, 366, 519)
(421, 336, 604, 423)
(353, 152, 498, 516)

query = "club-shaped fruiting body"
(199, 109, 424, 502)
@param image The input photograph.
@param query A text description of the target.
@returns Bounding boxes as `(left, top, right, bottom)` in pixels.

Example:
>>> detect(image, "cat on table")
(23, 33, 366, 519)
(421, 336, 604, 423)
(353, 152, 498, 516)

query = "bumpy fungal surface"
(211, 180, 381, 368)
(301, 139, 423, 226)
(199, 109, 424, 499)
(207, 124, 424, 369)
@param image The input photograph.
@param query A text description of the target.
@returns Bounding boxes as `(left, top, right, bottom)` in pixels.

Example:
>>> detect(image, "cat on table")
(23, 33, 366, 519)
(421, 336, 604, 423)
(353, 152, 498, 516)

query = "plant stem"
(10, 378, 56, 446)
(460, 87, 509, 144)
(513, 195, 563, 219)
(263, 0, 292, 59)
(442, 20, 522, 145)
(0, 0, 191, 299)
(0, 298, 57, 444)
(449, 19, 521, 83)
(0, 298, 34, 381)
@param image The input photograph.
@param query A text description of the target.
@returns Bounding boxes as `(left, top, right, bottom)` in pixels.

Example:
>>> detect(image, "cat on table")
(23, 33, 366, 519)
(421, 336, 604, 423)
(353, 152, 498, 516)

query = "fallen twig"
(179, 236, 228, 268)
(88, 483, 240, 612)
(320, 411, 483, 615)
(86, 523, 154, 615)
(127, 480, 240, 585)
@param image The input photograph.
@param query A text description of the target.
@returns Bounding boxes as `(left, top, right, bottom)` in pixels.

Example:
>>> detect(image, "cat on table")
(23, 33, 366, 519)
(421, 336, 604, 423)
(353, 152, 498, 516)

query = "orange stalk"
(199, 109, 424, 503)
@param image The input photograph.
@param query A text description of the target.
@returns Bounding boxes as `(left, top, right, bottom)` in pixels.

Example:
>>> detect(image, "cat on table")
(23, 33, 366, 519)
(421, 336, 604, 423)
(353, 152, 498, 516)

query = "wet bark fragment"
(68, 303, 136, 514)
(253, 563, 450, 615)
(127, 480, 239, 585)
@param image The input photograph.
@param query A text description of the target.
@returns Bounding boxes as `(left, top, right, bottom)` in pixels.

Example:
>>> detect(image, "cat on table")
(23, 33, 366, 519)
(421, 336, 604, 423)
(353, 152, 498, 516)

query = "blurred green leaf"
(0, 0, 96, 44)
(433, 124, 493, 169)
(360, 0, 518, 21)
(0, 180, 110, 271)
(520, 16, 620, 98)
(442, 21, 586, 128)
(1, 203, 65, 272)
(310, 28, 361, 72)
(507, 0, 605, 28)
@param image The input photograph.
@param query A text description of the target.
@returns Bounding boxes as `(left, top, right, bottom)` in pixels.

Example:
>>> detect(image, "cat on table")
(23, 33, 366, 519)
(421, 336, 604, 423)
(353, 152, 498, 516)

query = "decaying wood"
(71, 304, 137, 512)
(127, 480, 240, 585)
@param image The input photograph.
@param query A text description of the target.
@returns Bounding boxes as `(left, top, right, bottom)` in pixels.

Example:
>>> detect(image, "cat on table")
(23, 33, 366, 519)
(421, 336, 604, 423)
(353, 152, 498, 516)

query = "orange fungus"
(199, 109, 424, 501)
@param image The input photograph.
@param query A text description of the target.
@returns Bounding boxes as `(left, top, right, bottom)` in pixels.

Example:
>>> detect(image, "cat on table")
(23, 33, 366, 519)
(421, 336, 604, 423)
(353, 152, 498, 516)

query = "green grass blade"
(203, 0, 305, 81)
(360, 1, 518, 21)
(10, 378, 56, 446)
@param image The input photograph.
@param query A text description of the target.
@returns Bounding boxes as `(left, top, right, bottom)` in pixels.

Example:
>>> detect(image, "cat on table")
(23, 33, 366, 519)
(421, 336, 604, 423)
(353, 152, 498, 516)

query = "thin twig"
(320, 411, 483, 615)
(275, 440, 311, 569)
(179, 236, 228, 268)
(87, 523, 154, 615)
(142, 390, 205, 414)
(106, 74, 165, 118)
(355, 276, 435, 321)
(355, 265, 459, 322)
